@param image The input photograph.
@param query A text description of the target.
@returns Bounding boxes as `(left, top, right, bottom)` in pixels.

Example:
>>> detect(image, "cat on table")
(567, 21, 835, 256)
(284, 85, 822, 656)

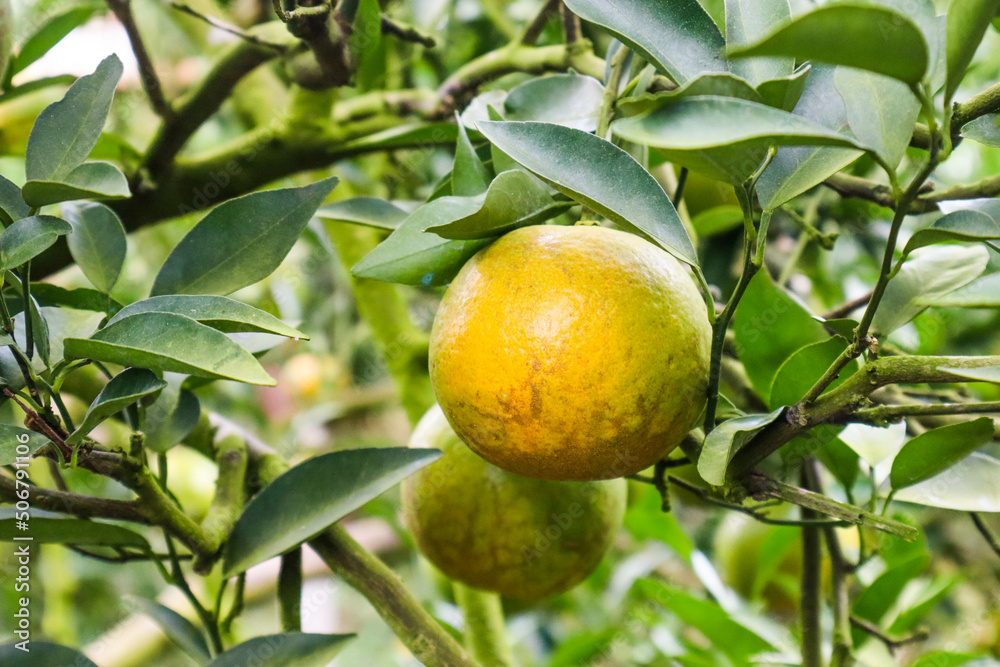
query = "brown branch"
(0, 473, 150, 523)
(953, 81, 1000, 129)
(381, 15, 436, 48)
(847, 400, 1000, 426)
(560, 2, 581, 43)
(823, 291, 872, 320)
(971, 513, 1000, 561)
(849, 616, 929, 652)
(521, 0, 559, 45)
(106, 0, 173, 120)
(823, 174, 936, 212)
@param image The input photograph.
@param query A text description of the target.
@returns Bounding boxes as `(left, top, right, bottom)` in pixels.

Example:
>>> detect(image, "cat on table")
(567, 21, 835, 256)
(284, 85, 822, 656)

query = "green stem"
(310, 526, 480, 667)
(971, 513, 1000, 560)
(195, 434, 247, 572)
(800, 467, 823, 667)
(454, 583, 513, 667)
(164, 532, 223, 656)
(278, 548, 303, 632)
(850, 400, 1000, 426)
(19, 263, 32, 360)
(811, 463, 854, 667)
(596, 45, 629, 139)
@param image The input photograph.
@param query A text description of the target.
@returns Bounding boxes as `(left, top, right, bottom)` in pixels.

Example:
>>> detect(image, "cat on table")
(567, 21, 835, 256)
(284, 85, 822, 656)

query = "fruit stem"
(454, 582, 514, 667)
(799, 465, 824, 667)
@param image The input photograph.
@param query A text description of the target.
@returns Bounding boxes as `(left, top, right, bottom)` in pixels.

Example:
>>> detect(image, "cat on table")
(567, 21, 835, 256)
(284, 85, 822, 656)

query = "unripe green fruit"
(401, 405, 627, 600)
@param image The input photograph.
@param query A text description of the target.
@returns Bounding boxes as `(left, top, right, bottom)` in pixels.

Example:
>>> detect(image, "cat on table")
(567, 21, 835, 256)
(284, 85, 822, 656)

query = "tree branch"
(847, 400, 1000, 426)
(106, 0, 173, 119)
(0, 473, 149, 523)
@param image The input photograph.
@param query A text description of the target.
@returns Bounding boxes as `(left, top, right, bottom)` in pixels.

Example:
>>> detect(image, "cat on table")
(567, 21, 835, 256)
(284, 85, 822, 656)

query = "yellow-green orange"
(429, 224, 711, 481)
(401, 405, 627, 600)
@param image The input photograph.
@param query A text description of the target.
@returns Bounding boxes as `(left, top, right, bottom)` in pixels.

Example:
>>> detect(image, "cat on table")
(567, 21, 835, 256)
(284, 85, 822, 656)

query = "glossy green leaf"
(143, 373, 200, 453)
(852, 555, 927, 634)
(889, 575, 957, 635)
(756, 65, 863, 209)
(503, 72, 605, 131)
(834, 66, 921, 169)
(890, 417, 995, 489)
(5, 277, 51, 365)
(917, 271, 1000, 307)
(426, 170, 572, 240)
(25, 54, 123, 182)
(12, 5, 103, 75)
(0, 215, 72, 270)
(350, 197, 494, 286)
(727, 4, 928, 84)
(618, 73, 762, 117)
(562, 0, 727, 84)
(911, 653, 993, 667)
(613, 95, 864, 152)
(0, 0, 11, 83)
(895, 453, 1000, 512)
(452, 116, 490, 197)
(316, 197, 409, 230)
(0, 424, 51, 465)
(207, 633, 354, 667)
(0, 516, 151, 549)
(127, 596, 211, 664)
(733, 270, 828, 403)
(937, 363, 1000, 383)
(109, 295, 307, 339)
(223, 447, 441, 576)
(348, 0, 383, 92)
(22, 160, 131, 207)
(691, 204, 744, 237)
(755, 63, 811, 111)
(29, 283, 119, 313)
(152, 178, 338, 296)
(961, 112, 1000, 147)
(338, 122, 459, 154)
(769, 337, 856, 410)
(478, 121, 697, 265)
(66, 368, 167, 445)
(838, 421, 907, 468)
(64, 312, 276, 386)
(699, 408, 784, 486)
(0, 173, 29, 225)
(901, 210, 1000, 259)
(62, 201, 127, 294)
(725, 0, 793, 86)
(944, 0, 1000, 103)
(873, 245, 989, 334)
(0, 641, 100, 667)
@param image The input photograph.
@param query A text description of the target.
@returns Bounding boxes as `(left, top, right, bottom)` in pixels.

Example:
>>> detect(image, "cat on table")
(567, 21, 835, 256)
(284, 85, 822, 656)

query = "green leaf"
(29, 283, 120, 313)
(912, 653, 990, 667)
(316, 197, 409, 230)
(108, 295, 307, 339)
(207, 633, 354, 667)
(503, 72, 605, 131)
(727, 4, 928, 84)
(223, 447, 440, 576)
(452, 116, 490, 197)
(635, 579, 774, 661)
(338, 122, 459, 154)
(618, 73, 762, 117)
(755, 63, 811, 111)
(143, 373, 200, 453)
(699, 408, 783, 486)
(961, 112, 1000, 147)
(725, 0, 793, 87)
(691, 204, 744, 237)
(66, 367, 167, 445)
(348, 0, 384, 92)
(25, 54, 123, 181)
(901, 210, 1000, 259)
(890, 417, 995, 489)
(152, 177, 338, 296)
(478, 121, 697, 265)
(0, 173, 30, 225)
(64, 312, 276, 386)
(0, 641, 100, 667)
(11, 5, 103, 75)
(349, 197, 494, 286)
(838, 421, 907, 468)
(0, 516, 151, 549)
(944, 0, 1000, 103)
(768, 337, 857, 410)
(834, 66, 921, 169)
(126, 596, 212, 664)
(62, 201, 127, 293)
(733, 270, 828, 403)
(426, 170, 572, 240)
(889, 575, 957, 635)
(917, 271, 1000, 307)
(896, 452, 1000, 512)
(562, 0, 727, 84)
(756, 65, 863, 210)
(0, 424, 51, 465)
(872, 244, 989, 334)
(22, 160, 131, 207)
(0, 215, 72, 270)
(852, 555, 927, 634)
(937, 363, 1000, 383)
(0, 0, 11, 84)
(613, 96, 864, 184)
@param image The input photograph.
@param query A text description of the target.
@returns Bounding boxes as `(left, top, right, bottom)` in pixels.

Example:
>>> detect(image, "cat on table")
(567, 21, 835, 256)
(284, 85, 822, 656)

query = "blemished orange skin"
(429, 224, 712, 482)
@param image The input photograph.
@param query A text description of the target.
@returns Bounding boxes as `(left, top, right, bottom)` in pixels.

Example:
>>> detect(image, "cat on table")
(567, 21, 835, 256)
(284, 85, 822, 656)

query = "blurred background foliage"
(1, 0, 1000, 666)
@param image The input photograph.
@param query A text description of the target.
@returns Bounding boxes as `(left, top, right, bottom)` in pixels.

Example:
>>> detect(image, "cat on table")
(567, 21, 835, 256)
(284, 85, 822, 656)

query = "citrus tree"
(2, 0, 1000, 666)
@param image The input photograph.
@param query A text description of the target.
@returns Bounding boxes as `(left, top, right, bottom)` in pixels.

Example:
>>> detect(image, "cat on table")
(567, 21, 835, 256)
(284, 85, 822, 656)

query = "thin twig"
(167, 1, 291, 49)
(107, 0, 173, 119)
(971, 513, 1000, 561)
(521, 0, 559, 45)
(849, 616, 929, 652)
(824, 291, 873, 320)
(381, 16, 436, 48)
(560, 2, 581, 43)
(849, 401, 1000, 425)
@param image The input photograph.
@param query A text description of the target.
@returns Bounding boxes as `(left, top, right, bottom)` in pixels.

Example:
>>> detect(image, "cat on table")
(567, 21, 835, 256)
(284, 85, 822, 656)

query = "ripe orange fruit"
(401, 405, 627, 600)
(429, 224, 711, 481)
